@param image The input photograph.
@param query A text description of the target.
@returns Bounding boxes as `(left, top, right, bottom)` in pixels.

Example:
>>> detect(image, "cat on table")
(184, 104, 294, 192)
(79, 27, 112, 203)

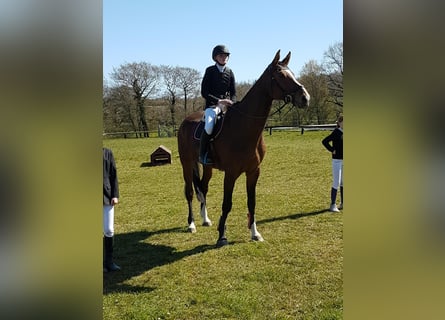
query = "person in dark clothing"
(322, 115, 343, 212)
(199, 44, 237, 164)
(103, 147, 121, 272)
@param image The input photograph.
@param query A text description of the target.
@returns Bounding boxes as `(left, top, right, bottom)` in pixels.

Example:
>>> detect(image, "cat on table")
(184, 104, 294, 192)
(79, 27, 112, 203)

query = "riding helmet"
(212, 45, 230, 61)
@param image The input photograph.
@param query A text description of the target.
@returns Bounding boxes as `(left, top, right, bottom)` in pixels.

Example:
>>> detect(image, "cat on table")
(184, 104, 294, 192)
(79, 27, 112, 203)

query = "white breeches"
(332, 159, 343, 190)
(204, 105, 223, 135)
(103, 205, 115, 237)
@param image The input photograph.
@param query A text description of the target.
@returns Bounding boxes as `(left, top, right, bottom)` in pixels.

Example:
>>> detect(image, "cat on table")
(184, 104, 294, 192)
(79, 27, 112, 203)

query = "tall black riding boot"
(104, 236, 120, 272)
(199, 131, 213, 164)
(329, 187, 340, 212)
(330, 187, 337, 205)
(339, 186, 343, 209)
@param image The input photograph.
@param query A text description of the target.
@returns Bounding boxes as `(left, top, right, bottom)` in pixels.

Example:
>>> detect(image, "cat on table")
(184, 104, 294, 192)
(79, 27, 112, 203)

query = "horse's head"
(268, 50, 310, 108)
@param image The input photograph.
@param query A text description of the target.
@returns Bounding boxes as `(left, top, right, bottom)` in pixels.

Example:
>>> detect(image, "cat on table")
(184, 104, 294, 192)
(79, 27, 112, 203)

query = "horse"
(177, 50, 310, 247)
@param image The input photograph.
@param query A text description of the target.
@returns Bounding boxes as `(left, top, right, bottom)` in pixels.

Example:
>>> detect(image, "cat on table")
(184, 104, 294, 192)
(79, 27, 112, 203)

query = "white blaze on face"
(283, 69, 310, 101)
(283, 68, 298, 83)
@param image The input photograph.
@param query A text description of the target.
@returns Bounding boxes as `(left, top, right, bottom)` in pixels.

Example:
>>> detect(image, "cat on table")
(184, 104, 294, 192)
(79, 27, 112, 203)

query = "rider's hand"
(218, 99, 233, 107)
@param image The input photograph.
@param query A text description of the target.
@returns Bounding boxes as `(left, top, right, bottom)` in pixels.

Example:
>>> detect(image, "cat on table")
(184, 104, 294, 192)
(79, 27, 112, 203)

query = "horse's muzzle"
(292, 92, 310, 108)
(301, 95, 310, 107)
(298, 88, 310, 108)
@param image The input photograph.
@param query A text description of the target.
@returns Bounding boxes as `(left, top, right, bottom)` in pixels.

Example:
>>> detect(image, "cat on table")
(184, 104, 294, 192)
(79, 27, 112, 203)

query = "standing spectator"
(103, 147, 121, 272)
(199, 44, 237, 164)
(322, 115, 343, 212)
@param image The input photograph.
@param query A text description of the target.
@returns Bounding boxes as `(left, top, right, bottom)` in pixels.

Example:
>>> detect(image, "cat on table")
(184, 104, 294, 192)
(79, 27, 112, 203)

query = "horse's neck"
(240, 73, 273, 121)
(229, 77, 272, 144)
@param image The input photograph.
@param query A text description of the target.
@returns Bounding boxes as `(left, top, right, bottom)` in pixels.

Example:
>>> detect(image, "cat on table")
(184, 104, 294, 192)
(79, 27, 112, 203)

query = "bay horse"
(177, 50, 310, 247)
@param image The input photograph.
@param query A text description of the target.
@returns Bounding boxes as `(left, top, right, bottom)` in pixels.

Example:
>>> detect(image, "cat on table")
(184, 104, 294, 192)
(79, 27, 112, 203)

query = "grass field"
(103, 130, 343, 320)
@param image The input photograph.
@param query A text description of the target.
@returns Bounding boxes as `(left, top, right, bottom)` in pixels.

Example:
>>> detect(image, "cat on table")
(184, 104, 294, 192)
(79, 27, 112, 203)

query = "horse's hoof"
(216, 238, 228, 247)
(187, 227, 197, 233)
(202, 221, 212, 227)
(252, 235, 264, 242)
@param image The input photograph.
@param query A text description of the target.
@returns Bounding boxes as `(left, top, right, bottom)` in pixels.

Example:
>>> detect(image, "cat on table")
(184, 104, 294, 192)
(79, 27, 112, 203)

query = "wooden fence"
(264, 124, 336, 135)
(103, 124, 338, 138)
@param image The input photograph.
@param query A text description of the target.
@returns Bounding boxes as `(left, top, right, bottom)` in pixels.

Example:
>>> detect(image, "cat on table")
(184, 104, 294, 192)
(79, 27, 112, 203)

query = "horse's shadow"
(103, 227, 214, 294)
(257, 208, 330, 225)
(103, 209, 330, 294)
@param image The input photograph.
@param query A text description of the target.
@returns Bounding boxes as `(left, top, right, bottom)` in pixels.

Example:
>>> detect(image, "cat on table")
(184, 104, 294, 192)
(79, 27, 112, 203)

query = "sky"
(103, 0, 342, 84)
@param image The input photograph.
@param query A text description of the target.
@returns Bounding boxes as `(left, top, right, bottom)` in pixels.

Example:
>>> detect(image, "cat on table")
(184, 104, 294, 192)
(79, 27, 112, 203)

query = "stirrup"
(199, 153, 213, 165)
(105, 262, 121, 272)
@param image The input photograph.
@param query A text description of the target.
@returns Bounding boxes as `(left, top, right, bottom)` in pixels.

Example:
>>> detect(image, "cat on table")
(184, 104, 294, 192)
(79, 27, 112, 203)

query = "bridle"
(229, 63, 305, 119)
(270, 64, 305, 106)
(268, 64, 305, 116)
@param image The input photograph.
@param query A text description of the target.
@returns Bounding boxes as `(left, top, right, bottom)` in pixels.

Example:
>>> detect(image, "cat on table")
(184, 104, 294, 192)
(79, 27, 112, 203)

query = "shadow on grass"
(256, 208, 330, 225)
(140, 161, 171, 167)
(104, 210, 330, 294)
(103, 227, 214, 295)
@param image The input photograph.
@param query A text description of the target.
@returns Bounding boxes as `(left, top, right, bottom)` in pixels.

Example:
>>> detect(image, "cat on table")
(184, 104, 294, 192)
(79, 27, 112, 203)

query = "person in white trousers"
(199, 44, 236, 164)
(103, 148, 121, 272)
(322, 115, 343, 212)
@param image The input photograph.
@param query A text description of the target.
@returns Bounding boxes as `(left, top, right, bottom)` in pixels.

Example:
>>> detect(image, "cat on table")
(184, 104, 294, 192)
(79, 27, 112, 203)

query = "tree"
(160, 65, 180, 128)
(103, 84, 138, 134)
(299, 60, 331, 124)
(323, 42, 343, 108)
(236, 81, 253, 101)
(110, 62, 159, 137)
(176, 67, 201, 117)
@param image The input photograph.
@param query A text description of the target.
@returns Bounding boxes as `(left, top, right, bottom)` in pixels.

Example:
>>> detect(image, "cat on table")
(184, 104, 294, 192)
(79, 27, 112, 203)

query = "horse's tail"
(192, 162, 205, 203)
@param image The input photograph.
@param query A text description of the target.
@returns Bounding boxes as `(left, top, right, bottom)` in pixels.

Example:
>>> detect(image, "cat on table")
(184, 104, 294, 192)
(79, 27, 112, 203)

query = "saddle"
(193, 112, 225, 141)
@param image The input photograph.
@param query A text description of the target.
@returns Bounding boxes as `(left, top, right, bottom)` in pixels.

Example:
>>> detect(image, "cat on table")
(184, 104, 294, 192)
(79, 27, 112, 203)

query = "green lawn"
(103, 130, 342, 320)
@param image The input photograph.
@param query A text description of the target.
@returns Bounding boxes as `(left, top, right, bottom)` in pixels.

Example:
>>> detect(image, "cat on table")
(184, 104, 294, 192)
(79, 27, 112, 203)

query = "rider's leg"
(199, 107, 219, 164)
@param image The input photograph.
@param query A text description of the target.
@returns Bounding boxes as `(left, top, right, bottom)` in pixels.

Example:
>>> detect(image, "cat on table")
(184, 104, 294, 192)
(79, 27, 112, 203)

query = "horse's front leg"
(246, 168, 264, 242)
(184, 163, 198, 233)
(199, 165, 213, 227)
(185, 183, 196, 233)
(216, 173, 239, 247)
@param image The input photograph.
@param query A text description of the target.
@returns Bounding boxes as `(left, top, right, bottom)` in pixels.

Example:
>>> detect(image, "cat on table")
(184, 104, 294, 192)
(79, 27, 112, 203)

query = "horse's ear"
(272, 50, 281, 65)
(281, 52, 291, 66)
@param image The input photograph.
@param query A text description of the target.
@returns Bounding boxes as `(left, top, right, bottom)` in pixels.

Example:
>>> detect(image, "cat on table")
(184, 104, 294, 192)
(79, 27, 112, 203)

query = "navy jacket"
(201, 65, 236, 108)
(322, 128, 343, 160)
(103, 148, 119, 205)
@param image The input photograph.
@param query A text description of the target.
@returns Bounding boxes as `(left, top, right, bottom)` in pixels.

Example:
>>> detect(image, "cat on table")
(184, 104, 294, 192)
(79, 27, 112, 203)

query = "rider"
(199, 44, 237, 165)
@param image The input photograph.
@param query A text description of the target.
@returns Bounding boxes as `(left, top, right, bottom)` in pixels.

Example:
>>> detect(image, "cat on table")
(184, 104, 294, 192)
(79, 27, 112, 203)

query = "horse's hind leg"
(246, 168, 264, 242)
(200, 203, 211, 226)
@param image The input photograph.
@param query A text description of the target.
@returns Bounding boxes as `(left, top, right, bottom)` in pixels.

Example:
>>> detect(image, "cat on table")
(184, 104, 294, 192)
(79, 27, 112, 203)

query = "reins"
(269, 100, 292, 117)
(229, 103, 270, 120)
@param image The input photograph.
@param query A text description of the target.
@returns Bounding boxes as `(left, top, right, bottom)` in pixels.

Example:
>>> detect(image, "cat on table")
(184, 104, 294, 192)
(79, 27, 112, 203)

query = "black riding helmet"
(212, 45, 230, 61)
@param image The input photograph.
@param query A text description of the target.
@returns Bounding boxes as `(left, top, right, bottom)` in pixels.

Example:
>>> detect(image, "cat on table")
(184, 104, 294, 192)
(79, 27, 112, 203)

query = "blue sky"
(104, 0, 342, 83)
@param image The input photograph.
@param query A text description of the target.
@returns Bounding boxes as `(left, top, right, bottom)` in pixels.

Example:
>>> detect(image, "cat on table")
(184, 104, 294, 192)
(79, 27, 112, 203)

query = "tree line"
(103, 42, 343, 138)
